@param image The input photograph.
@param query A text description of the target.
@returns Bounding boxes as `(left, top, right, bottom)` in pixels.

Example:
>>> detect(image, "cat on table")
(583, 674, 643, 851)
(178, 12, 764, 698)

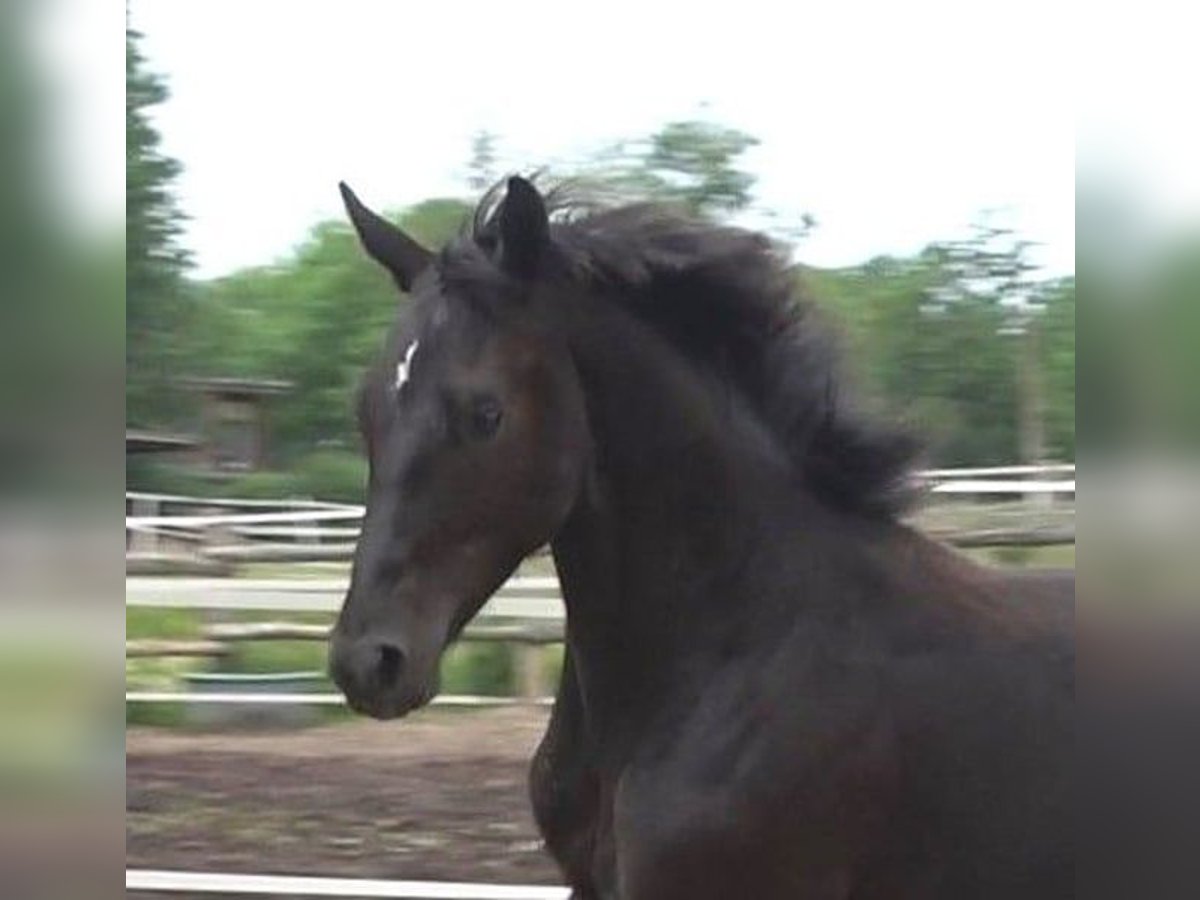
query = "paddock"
(127, 709, 566, 895)
(126, 466, 1074, 897)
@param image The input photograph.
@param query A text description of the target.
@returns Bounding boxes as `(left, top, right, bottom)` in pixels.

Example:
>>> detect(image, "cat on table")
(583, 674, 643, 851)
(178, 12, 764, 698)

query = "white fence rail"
(125, 691, 553, 708)
(126, 464, 1075, 560)
(125, 468, 1074, 898)
(126, 575, 564, 617)
(127, 491, 358, 509)
(920, 463, 1074, 478)
(927, 479, 1074, 495)
(126, 576, 564, 708)
(126, 463, 1073, 709)
(121, 472, 1075, 897)
(126, 869, 568, 899)
(127, 507, 364, 530)
(130, 477, 1074, 534)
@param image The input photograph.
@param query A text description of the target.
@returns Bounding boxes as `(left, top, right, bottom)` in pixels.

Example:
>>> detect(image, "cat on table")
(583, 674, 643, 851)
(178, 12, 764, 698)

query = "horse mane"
(451, 180, 922, 518)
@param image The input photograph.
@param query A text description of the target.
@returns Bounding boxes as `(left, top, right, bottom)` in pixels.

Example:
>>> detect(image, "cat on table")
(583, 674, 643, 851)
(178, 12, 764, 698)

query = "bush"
(218, 470, 305, 499)
(126, 450, 366, 505)
(294, 450, 367, 504)
(126, 459, 222, 497)
(127, 459, 302, 500)
(440, 643, 515, 696)
(542, 643, 565, 687)
(126, 700, 186, 728)
(221, 640, 329, 675)
(991, 545, 1035, 566)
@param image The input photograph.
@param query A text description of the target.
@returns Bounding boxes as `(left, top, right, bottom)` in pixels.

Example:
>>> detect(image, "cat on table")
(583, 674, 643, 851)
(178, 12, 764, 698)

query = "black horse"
(329, 176, 1074, 899)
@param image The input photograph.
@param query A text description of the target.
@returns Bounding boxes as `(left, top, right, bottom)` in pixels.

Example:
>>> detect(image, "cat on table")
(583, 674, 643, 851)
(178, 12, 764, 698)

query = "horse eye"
(469, 396, 503, 439)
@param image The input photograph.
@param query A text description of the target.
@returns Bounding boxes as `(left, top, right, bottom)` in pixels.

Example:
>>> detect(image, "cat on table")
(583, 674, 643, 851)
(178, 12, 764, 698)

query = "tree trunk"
(1016, 321, 1049, 508)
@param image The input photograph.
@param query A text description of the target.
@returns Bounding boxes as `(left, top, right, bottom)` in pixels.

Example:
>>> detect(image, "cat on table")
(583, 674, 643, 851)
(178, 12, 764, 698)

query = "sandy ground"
(126, 707, 564, 890)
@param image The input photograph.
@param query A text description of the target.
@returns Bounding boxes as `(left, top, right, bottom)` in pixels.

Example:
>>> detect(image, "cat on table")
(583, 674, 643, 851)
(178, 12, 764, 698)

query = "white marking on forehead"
(394, 339, 420, 392)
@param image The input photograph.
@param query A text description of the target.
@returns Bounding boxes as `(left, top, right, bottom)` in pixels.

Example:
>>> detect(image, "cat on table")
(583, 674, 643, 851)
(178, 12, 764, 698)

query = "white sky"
(112, 2, 1082, 279)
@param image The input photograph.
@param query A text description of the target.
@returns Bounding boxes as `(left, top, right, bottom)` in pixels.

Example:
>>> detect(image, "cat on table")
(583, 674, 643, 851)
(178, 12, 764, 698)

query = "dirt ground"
(126, 707, 564, 889)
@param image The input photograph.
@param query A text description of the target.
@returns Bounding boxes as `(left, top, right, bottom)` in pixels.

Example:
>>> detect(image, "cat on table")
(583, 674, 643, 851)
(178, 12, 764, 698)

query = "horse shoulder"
(610, 649, 903, 899)
(529, 654, 613, 897)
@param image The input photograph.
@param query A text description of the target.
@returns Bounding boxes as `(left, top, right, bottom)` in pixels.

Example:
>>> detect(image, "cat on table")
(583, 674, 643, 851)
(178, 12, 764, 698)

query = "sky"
(115, 1, 1080, 280)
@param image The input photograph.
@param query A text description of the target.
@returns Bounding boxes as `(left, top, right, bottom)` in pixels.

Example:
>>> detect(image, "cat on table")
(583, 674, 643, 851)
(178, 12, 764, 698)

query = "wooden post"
(515, 644, 544, 702)
(129, 496, 160, 555)
(1017, 322, 1051, 511)
(201, 506, 237, 671)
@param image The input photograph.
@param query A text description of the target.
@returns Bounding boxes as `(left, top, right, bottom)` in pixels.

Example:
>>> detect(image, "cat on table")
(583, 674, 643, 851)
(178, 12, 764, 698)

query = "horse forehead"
(391, 292, 534, 387)
(388, 299, 446, 380)
(394, 339, 420, 391)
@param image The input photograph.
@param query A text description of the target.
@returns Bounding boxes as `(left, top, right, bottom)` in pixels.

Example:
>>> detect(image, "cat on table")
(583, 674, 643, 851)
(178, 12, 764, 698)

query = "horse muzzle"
(327, 629, 437, 720)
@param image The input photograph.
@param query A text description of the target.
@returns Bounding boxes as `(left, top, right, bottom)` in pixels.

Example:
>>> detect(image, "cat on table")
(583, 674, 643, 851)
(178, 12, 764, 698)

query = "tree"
(466, 129, 499, 192)
(1039, 278, 1075, 460)
(639, 120, 759, 217)
(191, 197, 473, 461)
(807, 252, 1021, 466)
(931, 218, 1051, 465)
(583, 120, 761, 219)
(126, 24, 190, 426)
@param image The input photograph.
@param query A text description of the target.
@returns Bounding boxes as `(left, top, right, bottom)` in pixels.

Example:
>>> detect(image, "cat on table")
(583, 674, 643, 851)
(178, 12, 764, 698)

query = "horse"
(328, 176, 1074, 899)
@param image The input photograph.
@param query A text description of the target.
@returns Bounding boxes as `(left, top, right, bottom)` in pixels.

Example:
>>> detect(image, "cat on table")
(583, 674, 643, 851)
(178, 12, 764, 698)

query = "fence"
(126, 575, 563, 616)
(127, 463, 1074, 708)
(126, 465, 1075, 897)
(126, 574, 565, 707)
(127, 868, 569, 898)
(127, 464, 1075, 565)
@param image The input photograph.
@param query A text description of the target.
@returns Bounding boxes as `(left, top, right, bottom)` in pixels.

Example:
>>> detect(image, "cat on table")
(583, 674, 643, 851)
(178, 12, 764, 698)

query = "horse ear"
(339, 182, 432, 292)
(497, 176, 548, 279)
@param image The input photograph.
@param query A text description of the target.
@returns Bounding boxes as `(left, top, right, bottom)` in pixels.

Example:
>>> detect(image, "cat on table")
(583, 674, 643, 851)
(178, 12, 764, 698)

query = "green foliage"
(466, 129, 499, 192)
(542, 643, 565, 688)
(1039, 279, 1076, 460)
(126, 700, 186, 728)
(439, 642, 515, 696)
(926, 221, 1057, 464)
(216, 470, 304, 500)
(139, 124, 1074, 474)
(126, 26, 191, 426)
(804, 243, 1074, 466)
(973, 544, 1075, 569)
(126, 457, 222, 497)
(126, 606, 534, 727)
(220, 641, 328, 675)
(126, 607, 202, 640)
(935, 219, 1044, 323)
(293, 450, 367, 504)
(639, 120, 759, 217)
(126, 608, 203, 727)
(991, 545, 1036, 566)
(187, 199, 473, 460)
(126, 27, 188, 284)
(127, 450, 366, 504)
(397, 198, 476, 247)
(582, 120, 760, 219)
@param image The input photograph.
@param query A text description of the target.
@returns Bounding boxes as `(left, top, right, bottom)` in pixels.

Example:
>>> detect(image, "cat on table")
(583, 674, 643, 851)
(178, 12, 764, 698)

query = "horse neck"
(550, 295, 849, 744)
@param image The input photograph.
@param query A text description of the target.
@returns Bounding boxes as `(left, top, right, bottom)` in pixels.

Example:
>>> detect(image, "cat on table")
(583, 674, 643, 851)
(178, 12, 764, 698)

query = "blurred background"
(123, 2, 1085, 890)
(125, 1, 1077, 494)
(1, 0, 1197, 895)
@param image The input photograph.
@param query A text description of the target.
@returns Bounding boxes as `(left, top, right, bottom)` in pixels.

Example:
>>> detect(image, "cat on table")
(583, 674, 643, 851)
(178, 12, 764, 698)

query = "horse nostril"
(374, 641, 406, 690)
